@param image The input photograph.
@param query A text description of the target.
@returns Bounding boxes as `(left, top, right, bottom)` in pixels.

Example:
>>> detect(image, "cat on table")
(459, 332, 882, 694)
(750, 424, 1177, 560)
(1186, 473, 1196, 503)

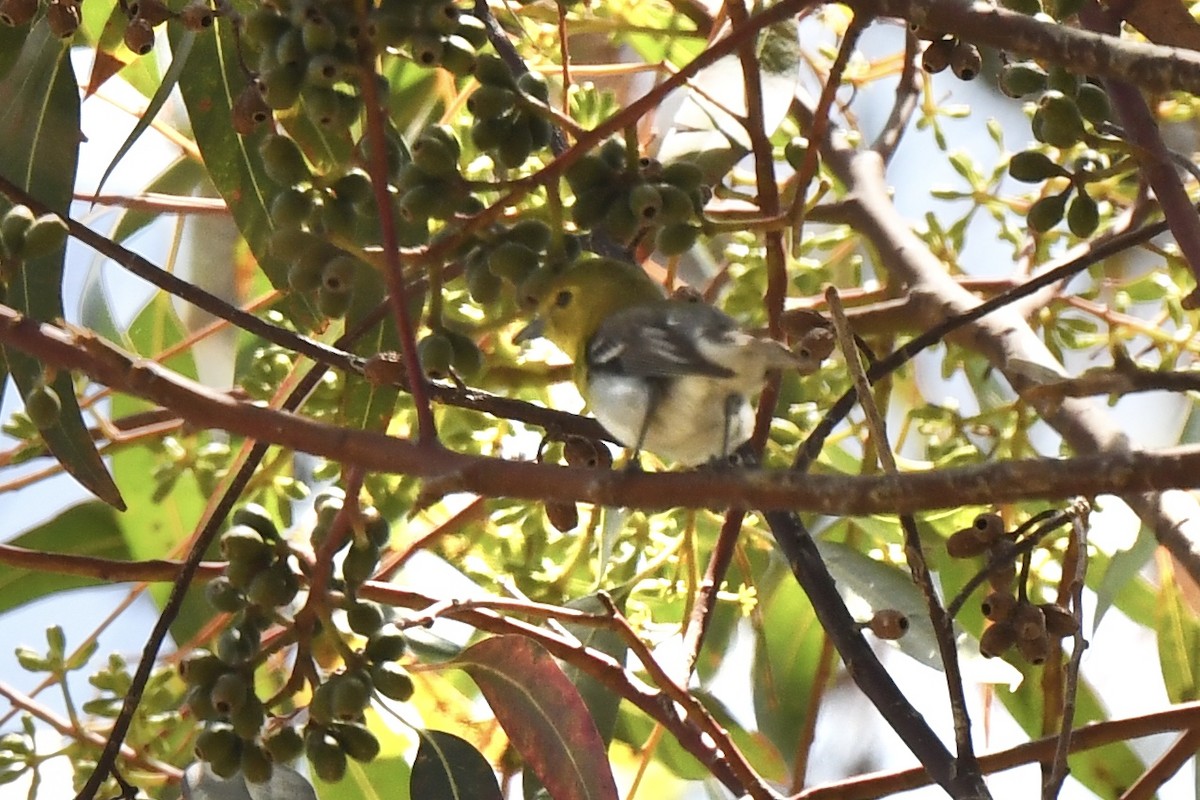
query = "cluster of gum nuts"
(947, 513, 1079, 665)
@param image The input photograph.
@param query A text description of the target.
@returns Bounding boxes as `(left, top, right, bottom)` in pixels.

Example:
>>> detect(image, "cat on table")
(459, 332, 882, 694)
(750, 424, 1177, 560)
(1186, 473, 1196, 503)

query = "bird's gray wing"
(587, 303, 737, 378)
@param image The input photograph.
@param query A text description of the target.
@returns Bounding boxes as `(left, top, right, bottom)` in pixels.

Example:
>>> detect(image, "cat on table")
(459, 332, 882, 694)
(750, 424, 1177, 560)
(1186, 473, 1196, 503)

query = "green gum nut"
(412, 136, 459, 178)
(1008, 150, 1066, 182)
(265, 726, 304, 763)
(999, 62, 1048, 97)
(305, 729, 348, 782)
(195, 723, 241, 777)
(232, 502, 279, 540)
(371, 661, 415, 700)
(332, 722, 381, 762)
(366, 7, 409, 48)
(410, 33, 445, 69)
(270, 187, 314, 226)
(495, 118, 534, 168)
(454, 13, 487, 47)
(289, 247, 331, 293)
(471, 116, 511, 151)
(468, 84, 517, 120)
(364, 622, 407, 661)
(1027, 191, 1068, 232)
(507, 217, 553, 251)
(22, 213, 69, 259)
(656, 183, 695, 224)
(565, 154, 614, 193)
(320, 255, 357, 294)
(599, 137, 627, 170)
(259, 63, 304, 110)
(661, 160, 704, 191)
(1075, 83, 1111, 123)
(424, 0, 460, 34)
(1035, 91, 1085, 148)
(655, 222, 702, 256)
(244, 8, 290, 48)
(603, 195, 640, 243)
(1067, 192, 1099, 237)
(330, 672, 372, 720)
(440, 34, 477, 75)
(628, 182, 663, 224)
(474, 52, 517, 87)
(331, 169, 374, 205)
(417, 333, 455, 378)
(259, 134, 310, 185)
(466, 256, 502, 304)
(240, 744, 273, 784)
(444, 328, 484, 379)
(1, 204, 34, 255)
(488, 240, 540, 282)
(517, 70, 551, 103)
(305, 53, 344, 87)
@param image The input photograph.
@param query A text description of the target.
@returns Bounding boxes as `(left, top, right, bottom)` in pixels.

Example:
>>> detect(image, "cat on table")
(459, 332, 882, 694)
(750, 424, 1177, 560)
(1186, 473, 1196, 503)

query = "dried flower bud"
(180, 0, 215, 30)
(545, 501, 579, 533)
(123, 16, 155, 55)
(1016, 632, 1051, 665)
(867, 608, 910, 640)
(562, 435, 612, 469)
(129, 0, 172, 25)
(0, 0, 38, 27)
(947, 526, 990, 558)
(987, 560, 1017, 591)
(1012, 601, 1047, 642)
(921, 36, 956, 74)
(1040, 603, 1080, 637)
(46, 0, 80, 38)
(232, 83, 272, 135)
(981, 590, 1017, 621)
(979, 621, 1017, 658)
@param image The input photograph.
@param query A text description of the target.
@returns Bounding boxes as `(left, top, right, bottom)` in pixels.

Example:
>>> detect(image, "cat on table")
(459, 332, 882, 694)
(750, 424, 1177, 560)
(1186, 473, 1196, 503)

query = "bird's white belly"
(587, 373, 755, 466)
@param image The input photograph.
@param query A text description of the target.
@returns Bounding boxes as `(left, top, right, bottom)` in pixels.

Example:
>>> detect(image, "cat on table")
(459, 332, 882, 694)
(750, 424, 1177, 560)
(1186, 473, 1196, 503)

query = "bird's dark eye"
(554, 289, 572, 307)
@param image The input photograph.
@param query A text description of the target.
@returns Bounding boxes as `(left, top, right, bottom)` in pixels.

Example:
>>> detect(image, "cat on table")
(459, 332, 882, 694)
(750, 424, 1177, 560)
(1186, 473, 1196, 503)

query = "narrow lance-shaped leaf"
(0, 26, 125, 509)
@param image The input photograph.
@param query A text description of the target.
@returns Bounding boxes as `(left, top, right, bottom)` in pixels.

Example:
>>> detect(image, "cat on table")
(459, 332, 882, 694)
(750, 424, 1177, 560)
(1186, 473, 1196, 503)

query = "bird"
(515, 255, 806, 467)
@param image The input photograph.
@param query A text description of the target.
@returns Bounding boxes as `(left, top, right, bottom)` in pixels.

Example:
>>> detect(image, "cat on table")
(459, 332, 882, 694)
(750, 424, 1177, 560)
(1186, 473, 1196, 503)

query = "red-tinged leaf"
(85, 48, 130, 99)
(79, 0, 159, 98)
(457, 636, 618, 800)
(0, 26, 125, 510)
(410, 730, 502, 800)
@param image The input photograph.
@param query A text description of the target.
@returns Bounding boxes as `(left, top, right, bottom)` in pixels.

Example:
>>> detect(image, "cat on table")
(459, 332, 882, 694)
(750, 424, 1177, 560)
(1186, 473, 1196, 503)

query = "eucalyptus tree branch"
(828, 288, 983, 784)
(791, 700, 1200, 800)
(1043, 505, 1090, 799)
(810, 146, 1200, 587)
(858, 0, 1200, 93)
(871, 27, 923, 162)
(15, 304, 1200, 514)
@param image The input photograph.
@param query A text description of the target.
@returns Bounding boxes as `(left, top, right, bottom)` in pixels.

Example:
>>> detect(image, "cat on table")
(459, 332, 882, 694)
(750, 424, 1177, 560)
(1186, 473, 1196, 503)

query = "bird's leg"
(624, 381, 664, 472)
(699, 394, 745, 471)
(721, 393, 741, 462)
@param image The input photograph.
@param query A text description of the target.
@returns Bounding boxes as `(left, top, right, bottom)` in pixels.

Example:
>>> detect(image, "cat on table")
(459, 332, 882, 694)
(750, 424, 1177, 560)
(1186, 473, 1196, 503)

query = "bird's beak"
(513, 317, 545, 345)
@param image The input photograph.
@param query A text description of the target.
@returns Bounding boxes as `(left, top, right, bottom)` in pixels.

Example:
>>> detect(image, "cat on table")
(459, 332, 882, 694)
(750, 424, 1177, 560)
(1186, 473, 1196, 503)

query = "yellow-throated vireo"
(516, 256, 806, 467)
